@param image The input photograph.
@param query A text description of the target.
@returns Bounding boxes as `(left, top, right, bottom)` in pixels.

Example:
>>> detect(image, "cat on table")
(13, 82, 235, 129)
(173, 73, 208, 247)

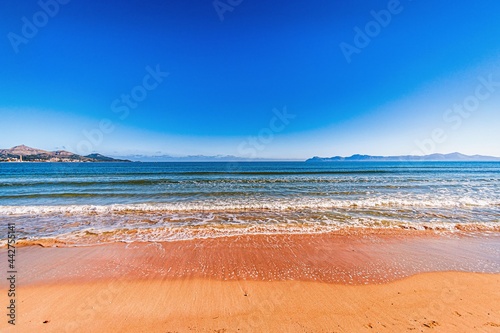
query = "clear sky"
(1, 0, 500, 159)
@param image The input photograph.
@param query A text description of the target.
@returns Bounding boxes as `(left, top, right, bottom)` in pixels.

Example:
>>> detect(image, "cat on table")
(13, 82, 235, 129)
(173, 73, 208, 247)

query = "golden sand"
(1, 231, 499, 332)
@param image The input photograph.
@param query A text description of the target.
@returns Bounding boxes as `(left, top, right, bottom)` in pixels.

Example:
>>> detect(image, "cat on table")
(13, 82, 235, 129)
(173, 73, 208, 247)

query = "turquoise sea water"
(0, 162, 499, 244)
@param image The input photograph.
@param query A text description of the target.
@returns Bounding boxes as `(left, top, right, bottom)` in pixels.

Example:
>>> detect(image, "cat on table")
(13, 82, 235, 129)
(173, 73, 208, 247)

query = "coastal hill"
(306, 152, 500, 162)
(0, 145, 130, 162)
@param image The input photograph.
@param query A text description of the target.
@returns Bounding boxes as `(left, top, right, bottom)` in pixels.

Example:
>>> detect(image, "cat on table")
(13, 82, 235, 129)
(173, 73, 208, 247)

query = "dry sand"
(1, 231, 499, 332)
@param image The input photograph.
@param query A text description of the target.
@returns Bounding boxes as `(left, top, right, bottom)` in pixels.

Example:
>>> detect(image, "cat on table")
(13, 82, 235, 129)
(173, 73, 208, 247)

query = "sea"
(0, 161, 499, 246)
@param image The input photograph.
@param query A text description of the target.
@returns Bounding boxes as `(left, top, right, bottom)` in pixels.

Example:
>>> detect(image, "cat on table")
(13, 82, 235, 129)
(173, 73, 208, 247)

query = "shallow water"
(0, 161, 499, 245)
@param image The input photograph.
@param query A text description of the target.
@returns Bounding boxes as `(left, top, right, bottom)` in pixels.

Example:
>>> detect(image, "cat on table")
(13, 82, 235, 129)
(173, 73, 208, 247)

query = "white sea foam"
(2, 219, 498, 247)
(0, 196, 497, 216)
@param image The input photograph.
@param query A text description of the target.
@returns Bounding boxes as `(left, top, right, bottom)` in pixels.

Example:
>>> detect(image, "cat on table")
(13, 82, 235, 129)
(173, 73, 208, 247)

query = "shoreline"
(2, 230, 499, 286)
(4, 224, 500, 249)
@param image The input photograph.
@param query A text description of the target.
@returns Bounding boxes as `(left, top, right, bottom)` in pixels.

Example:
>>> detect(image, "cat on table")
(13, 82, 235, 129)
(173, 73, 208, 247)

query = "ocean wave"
(0, 196, 498, 215)
(0, 190, 267, 200)
(0, 175, 391, 187)
(1, 221, 499, 248)
(0, 178, 180, 187)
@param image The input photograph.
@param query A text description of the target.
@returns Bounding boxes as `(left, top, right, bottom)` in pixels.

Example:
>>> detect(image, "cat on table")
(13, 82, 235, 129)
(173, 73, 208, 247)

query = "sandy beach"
(1, 231, 499, 332)
(3, 0, 500, 329)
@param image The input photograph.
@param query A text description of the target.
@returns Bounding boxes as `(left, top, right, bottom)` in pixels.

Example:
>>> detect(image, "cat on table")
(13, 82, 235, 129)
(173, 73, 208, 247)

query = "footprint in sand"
(423, 321, 439, 328)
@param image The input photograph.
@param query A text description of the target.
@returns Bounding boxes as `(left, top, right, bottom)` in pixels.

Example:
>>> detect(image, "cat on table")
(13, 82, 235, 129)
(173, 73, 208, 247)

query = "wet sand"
(1, 231, 500, 332)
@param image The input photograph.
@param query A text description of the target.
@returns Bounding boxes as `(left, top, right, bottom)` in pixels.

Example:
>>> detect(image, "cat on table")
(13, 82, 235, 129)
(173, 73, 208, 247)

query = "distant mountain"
(0, 145, 131, 162)
(84, 153, 130, 162)
(306, 152, 500, 162)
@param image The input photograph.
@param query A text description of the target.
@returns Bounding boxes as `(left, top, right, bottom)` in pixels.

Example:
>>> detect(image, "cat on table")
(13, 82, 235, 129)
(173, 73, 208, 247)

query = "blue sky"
(1, 0, 500, 159)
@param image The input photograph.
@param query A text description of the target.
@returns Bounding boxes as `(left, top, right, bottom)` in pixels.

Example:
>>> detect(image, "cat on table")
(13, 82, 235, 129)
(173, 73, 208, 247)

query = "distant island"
(306, 152, 500, 162)
(3, 146, 499, 163)
(0, 145, 131, 162)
